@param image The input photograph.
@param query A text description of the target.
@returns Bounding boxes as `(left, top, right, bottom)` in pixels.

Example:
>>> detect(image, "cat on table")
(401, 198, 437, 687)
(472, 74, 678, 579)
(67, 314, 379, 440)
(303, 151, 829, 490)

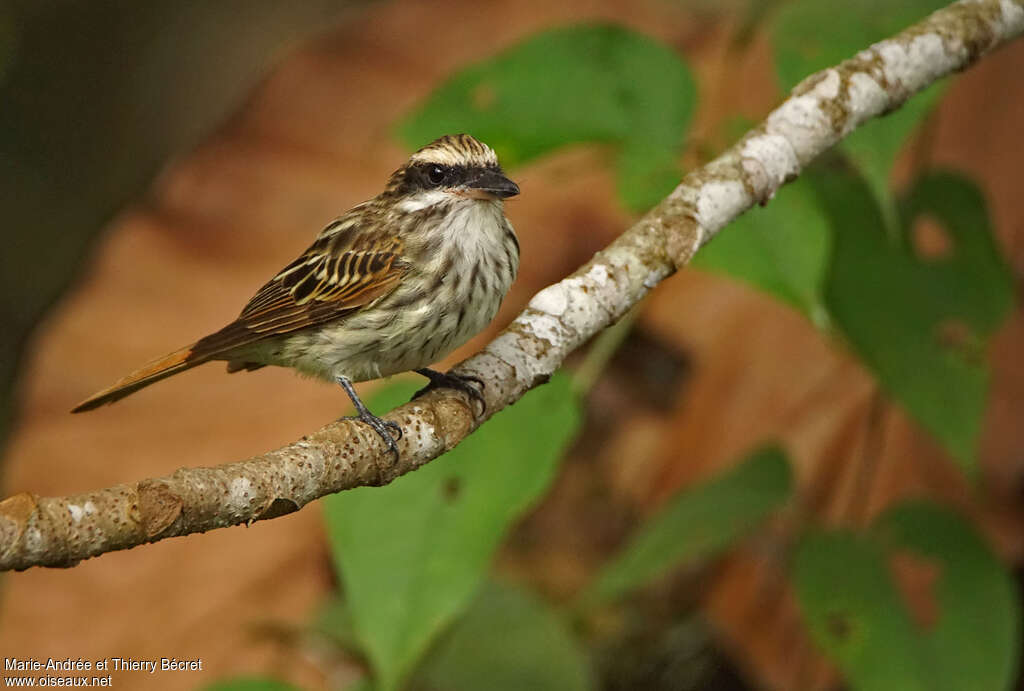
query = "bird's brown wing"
(72, 220, 407, 412)
(193, 224, 408, 356)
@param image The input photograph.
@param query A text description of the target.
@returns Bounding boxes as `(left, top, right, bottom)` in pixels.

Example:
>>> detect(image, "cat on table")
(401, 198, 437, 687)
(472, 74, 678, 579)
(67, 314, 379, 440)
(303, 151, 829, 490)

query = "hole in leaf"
(934, 319, 984, 364)
(911, 214, 954, 261)
(888, 550, 941, 632)
(825, 611, 854, 642)
(442, 476, 461, 502)
(935, 319, 972, 349)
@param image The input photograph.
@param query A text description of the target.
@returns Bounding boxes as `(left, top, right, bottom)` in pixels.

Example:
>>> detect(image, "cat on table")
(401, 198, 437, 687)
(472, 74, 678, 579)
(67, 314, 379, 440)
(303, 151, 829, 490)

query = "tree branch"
(2, 0, 1021, 571)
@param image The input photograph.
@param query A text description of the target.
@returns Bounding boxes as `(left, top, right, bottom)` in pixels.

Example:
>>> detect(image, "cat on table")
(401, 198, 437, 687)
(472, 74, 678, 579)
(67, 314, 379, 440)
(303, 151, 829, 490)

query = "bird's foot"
(336, 375, 402, 462)
(342, 409, 402, 460)
(413, 368, 486, 417)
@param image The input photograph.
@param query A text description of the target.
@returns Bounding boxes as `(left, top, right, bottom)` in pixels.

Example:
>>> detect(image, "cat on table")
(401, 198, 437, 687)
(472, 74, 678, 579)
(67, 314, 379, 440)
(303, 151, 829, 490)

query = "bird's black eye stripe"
(409, 163, 504, 191)
(415, 163, 467, 188)
(427, 165, 447, 185)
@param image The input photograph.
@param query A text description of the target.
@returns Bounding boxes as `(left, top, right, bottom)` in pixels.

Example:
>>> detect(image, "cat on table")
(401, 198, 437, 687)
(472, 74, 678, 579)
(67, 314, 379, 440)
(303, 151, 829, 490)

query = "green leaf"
(772, 0, 949, 214)
(815, 163, 1013, 474)
(692, 176, 831, 325)
(579, 445, 792, 608)
(871, 502, 1020, 691)
(773, 0, 948, 92)
(398, 24, 696, 211)
(793, 531, 931, 691)
(342, 680, 375, 691)
(313, 596, 361, 655)
(201, 679, 300, 691)
(896, 172, 1014, 332)
(794, 502, 1019, 691)
(323, 374, 581, 691)
(413, 580, 594, 691)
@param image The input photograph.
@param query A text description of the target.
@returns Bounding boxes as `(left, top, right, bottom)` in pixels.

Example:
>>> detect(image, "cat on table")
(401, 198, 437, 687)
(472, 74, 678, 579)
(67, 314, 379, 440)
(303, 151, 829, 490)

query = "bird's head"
(386, 134, 519, 212)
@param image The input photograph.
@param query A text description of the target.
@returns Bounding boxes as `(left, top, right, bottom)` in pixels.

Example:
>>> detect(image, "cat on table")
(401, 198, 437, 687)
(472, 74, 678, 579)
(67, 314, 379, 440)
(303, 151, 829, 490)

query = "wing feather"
(190, 217, 408, 359)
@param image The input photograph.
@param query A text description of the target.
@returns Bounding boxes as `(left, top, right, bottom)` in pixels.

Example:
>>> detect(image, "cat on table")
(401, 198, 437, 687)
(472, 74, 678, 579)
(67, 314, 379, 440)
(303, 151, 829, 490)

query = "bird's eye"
(427, 165, 447, 185)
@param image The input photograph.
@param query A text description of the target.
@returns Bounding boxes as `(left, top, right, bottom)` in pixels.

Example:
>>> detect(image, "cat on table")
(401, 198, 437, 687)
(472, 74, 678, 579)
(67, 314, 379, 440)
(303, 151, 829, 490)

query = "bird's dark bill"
(466, 169, 520, 199)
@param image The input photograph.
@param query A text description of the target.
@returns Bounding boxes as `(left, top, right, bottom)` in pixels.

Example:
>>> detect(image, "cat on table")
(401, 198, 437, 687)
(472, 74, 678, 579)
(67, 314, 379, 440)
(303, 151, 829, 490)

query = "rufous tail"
(71, 343, 212, 413)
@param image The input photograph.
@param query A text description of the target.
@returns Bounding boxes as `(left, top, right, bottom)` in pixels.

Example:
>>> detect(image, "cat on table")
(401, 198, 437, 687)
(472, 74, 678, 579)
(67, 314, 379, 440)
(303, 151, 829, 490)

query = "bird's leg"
(412, 368, 486, 416)
(336, 375, 402, 460)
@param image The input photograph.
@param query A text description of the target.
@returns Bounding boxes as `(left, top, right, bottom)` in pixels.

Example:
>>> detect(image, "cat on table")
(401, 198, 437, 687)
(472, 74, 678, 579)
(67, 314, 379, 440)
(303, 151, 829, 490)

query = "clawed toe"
(343, 410, 402, 461)
(381, 418, 403, 441)
(413, 368, 487, 416)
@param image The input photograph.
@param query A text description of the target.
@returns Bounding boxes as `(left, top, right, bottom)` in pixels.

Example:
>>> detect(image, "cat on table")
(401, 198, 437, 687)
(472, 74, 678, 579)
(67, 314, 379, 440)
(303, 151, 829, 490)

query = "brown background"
(2, 0, 1023, 689)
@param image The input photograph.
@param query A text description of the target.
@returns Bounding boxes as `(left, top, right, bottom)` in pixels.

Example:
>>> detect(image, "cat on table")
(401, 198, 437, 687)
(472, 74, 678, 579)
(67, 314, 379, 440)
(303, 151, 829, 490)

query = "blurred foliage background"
(2, 0, 1023, 690)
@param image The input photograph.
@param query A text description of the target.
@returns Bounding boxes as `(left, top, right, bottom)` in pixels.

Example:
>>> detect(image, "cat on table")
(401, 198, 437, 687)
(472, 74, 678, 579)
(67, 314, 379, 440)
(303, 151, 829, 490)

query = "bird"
(72, 133, 521, 459)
